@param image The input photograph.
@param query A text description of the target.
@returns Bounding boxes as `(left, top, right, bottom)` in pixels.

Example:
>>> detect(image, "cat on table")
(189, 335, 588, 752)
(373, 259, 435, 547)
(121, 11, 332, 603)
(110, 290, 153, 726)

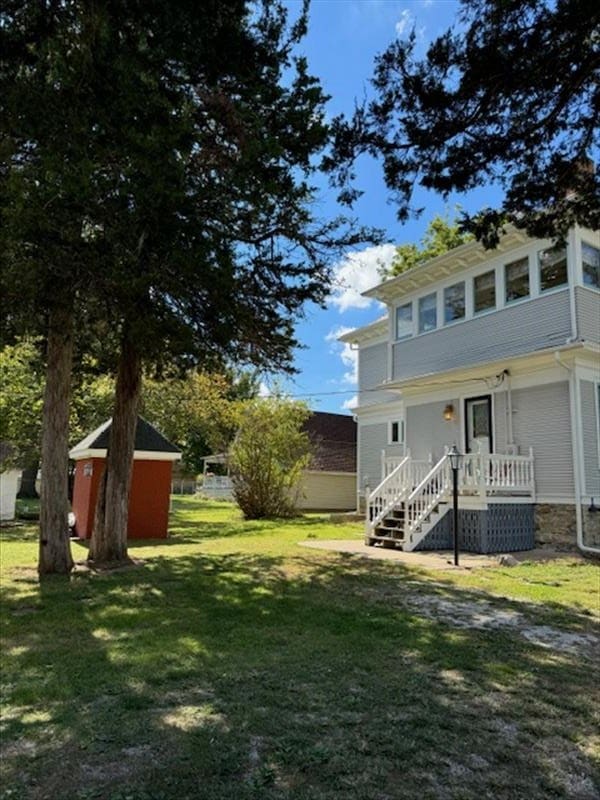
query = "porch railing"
(368, 449, 536, 545)
(403, 455, 452, 541)
(367, 456, 412, 531)
(461, 448, 535, 498)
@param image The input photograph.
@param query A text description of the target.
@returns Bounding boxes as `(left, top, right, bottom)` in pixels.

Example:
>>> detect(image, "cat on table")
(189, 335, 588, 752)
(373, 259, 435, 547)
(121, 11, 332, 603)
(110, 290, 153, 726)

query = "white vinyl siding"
(575, 287, 600, 344)
(392, 289, 571, 382)
(492, 391, 508, 454)
(511, 381, 574, 499)
(580, 380, 600, 497)
(358, 342, 391, 406)
(358, 422, 388, 488)
(405, 400, 460, 463)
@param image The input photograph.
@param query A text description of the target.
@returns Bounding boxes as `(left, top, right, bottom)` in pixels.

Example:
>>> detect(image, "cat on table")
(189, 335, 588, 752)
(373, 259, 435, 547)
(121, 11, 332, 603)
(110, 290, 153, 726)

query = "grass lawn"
(1, 496, 599, 800)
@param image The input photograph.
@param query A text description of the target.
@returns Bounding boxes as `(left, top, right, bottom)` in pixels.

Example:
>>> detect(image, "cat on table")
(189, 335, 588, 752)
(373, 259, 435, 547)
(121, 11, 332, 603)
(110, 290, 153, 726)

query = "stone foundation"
(534, 504, 577, 550)
(582, 506, 600, 549)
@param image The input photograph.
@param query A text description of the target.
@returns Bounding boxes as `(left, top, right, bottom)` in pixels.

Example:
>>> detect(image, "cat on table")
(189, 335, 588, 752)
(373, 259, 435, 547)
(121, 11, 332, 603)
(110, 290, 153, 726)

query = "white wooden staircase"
(365, 449, 535, 552)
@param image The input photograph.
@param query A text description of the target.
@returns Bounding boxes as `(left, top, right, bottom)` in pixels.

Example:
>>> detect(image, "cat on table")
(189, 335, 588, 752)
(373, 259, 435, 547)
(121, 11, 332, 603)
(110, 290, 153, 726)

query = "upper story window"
(582, 242, 600, 289)
(505, 256, 529, 303)
(539, 245, 567, 292)
(473, 269, 496, 314)
(418, 293, 437, 333)
(396, 302, 413, 340)
(444, 282, 465, 325)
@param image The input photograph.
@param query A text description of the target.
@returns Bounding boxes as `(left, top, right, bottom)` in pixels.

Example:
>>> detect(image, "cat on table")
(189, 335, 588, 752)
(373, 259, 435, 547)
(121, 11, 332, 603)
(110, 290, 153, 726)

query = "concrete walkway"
(299, 540, 577, 570)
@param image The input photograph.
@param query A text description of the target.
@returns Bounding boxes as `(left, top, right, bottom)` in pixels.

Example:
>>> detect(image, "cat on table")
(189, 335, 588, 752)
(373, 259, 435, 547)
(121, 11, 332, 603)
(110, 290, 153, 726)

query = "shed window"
(395, 302, 413, 340)
(473, 269, 496, 314)
(539, 246, 567, 291)
(582, 242, 600, 289)
(418, 292, 437, 333)
(505, 257, 529, 303)
(444, 282, 465, 324)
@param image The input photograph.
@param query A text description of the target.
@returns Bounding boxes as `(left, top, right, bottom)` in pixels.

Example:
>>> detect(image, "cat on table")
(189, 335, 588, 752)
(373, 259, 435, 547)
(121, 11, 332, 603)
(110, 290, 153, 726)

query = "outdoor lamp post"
(448, 445, 462, 566)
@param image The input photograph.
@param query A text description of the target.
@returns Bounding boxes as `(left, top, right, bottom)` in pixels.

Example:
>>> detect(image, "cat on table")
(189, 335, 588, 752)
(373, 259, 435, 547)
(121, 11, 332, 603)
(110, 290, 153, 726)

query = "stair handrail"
(404, 454, 451, 539)
(367, 455, 411, 533)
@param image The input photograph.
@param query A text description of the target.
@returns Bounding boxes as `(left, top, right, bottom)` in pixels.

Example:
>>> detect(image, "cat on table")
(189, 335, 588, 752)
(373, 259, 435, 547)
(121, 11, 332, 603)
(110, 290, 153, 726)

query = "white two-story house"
(340, 225, 600, 554)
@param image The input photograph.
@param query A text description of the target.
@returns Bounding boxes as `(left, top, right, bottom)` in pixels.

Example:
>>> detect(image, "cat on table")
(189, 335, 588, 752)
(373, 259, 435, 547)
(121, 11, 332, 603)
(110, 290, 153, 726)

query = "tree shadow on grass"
(1, 546, 599, 800)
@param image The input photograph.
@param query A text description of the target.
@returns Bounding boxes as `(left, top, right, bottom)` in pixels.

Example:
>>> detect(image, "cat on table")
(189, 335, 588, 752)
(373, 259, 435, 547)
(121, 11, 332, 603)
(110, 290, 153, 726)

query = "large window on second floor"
(539, 245, 568, 292)
(395, 302, 413, 340)
(582, 242, 600, 289)
(418, 292, 437, 333)
(473, 269, 496, 314)
(505, 257, 530, 303)
(444, 282, 465, 325)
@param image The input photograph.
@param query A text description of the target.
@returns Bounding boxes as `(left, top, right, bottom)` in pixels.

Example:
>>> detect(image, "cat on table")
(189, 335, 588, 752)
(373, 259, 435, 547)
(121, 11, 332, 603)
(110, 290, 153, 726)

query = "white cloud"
(395, 8, 413, 36)
(329, 244, 396, 312)
(342, 395, 358, 411)
(258, 381, 270, 397)
(326, 326, 358, 385)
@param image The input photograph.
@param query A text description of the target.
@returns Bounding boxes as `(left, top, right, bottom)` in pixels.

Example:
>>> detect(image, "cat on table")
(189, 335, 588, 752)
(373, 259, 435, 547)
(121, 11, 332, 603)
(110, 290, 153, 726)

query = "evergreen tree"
(1, 1, 375, 570)
(327, 0, 600, 247)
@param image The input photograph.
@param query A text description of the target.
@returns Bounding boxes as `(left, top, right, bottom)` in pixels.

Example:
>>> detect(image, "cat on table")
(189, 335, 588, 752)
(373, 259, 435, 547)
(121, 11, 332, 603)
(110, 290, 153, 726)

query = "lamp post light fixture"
(447, 444, 462, 566)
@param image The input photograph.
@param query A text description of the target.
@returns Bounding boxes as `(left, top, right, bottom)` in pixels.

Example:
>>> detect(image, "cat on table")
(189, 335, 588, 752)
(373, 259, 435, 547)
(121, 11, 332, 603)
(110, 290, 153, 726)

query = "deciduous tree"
(230, 397, 312, 519)
(387, 211, 472, 277)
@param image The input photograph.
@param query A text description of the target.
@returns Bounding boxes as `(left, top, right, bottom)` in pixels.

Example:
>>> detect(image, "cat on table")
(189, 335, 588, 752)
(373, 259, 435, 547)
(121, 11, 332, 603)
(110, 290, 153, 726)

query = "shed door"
(465, 395, 493, 454)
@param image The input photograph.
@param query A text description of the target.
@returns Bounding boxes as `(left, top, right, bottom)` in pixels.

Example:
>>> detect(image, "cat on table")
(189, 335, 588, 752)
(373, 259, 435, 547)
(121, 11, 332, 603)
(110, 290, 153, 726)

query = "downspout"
(555, 351, 600, 554)
(504, 370, 514, 449)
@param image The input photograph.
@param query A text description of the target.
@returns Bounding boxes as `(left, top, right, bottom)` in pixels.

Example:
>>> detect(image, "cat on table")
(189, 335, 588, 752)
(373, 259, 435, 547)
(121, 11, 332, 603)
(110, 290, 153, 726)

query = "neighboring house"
(0, 443, 20, 522)
(298, 411, 357, 511)
(340, 225, 600, 554)
(202, 411, 357, 511)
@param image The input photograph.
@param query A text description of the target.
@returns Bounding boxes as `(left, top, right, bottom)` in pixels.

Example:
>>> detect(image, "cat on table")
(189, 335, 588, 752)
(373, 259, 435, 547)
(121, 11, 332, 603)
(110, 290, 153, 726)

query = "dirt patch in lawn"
(403, 592, 599, 659)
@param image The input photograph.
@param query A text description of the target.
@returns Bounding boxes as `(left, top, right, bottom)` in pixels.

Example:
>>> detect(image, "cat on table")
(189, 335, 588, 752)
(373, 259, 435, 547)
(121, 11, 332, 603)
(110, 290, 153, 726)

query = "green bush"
(230, 397, 311, 519)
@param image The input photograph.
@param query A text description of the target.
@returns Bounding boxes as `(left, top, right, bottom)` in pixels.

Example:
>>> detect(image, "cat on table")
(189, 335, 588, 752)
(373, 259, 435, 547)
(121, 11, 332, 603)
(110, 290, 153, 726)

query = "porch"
(366, 449, 536, 553)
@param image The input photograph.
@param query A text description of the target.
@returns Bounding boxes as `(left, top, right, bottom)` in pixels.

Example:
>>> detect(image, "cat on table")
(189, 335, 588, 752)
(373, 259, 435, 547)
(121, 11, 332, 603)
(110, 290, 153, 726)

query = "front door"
(465, 395, 493, 454)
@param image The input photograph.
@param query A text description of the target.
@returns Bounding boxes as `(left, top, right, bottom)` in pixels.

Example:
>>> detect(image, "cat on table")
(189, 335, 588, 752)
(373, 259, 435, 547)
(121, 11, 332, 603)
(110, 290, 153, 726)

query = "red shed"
(70, 417, 181, 540)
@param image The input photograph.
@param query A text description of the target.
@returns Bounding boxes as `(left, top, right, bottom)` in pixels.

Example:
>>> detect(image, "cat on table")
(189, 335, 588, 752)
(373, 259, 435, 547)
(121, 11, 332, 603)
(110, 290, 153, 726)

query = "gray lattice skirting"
(415, 504, 535, 553)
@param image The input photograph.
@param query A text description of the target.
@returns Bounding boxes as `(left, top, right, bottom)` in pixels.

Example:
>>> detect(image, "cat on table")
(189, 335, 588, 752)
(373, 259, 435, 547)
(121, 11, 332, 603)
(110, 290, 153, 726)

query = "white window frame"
(395, 301, 413, 340)
(582, 241, 600, 291)
(443, 281, 466, 326)
(389, 419, 405, 445)
(418, 292, 437, 334)
(472, 268, 496, 316)
(538, 245, 568, 293)
(504, 255, 531, 305)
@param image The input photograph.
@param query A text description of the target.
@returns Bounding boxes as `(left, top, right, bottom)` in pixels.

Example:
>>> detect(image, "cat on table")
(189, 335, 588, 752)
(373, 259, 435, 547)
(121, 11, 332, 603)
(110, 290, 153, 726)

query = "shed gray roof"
(71, 417, 180, 455)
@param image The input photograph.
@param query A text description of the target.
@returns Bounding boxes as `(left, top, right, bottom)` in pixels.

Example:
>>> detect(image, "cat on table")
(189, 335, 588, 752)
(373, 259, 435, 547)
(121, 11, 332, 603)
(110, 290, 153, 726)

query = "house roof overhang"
(363, 225, 532, 305)
(338, 316, 388, 346)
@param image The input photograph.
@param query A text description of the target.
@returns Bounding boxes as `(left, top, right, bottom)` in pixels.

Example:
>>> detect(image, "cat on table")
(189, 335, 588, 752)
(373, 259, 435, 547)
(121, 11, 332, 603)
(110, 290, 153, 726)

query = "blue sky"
(264, 0, 504, 413)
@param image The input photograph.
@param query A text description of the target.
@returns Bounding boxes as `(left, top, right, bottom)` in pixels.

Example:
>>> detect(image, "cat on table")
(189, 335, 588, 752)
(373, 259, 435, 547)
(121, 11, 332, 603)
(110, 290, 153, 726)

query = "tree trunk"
(89, 334, 142, 565)
(39, 307, 74, 577)
(18, 461, 40, 499)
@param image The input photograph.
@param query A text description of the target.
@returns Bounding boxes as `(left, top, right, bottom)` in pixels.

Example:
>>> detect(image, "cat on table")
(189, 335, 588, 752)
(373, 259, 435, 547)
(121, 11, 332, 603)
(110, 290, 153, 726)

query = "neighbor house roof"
(304, 412, 357, 473)
(70, 417, 181, 461)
